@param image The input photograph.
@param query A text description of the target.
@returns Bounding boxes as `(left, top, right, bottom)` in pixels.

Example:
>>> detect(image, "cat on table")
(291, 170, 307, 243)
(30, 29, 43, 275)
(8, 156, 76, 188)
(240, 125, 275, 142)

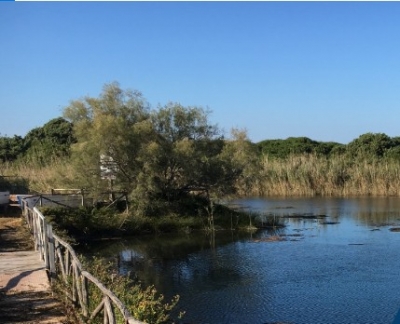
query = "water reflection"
(81, 197, 400, 324)
(231, 196, 400, 227)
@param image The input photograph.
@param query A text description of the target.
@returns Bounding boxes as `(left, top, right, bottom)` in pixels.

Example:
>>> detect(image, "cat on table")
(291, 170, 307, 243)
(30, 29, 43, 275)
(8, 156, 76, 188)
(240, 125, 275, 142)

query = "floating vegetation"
(274, 206, 294, 209)
(252, 235, 286, 243)
(282, 213, 328, 219)
(320, 221, 340, 225)
(370, 222, 397, 227)
(252, 233, 304, 243)
(279, 233, 303, 237)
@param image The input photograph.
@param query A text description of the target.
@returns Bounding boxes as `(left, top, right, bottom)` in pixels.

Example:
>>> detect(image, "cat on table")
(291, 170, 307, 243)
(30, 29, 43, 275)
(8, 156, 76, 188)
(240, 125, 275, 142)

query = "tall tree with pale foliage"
(63, 82, 258, 221)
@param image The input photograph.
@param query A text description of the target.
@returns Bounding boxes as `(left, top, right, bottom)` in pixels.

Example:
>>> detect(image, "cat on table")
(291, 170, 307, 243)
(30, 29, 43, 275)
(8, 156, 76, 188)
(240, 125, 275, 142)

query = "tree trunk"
(206, 190, 215, 231)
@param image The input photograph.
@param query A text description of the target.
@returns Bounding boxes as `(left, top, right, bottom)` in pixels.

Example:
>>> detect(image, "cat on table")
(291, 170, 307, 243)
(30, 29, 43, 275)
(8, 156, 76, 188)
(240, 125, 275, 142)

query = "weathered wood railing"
(21, 200, 144, 324)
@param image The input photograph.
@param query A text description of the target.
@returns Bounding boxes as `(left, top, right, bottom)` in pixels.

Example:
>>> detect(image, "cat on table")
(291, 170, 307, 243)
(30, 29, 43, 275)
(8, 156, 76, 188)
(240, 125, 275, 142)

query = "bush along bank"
(41, 203, 285, 241)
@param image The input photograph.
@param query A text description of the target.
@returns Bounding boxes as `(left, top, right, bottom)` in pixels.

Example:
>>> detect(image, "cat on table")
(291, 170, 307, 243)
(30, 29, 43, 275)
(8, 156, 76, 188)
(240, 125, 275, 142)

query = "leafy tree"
(329, 143, 347, 156)
(314, 141, 345, 156)
(130, 103, 228, 224)
(63, 83, 254, 226)
(346, 133, 394, 159)
(257, 137, 343, 158)
(137, 103, 221, 199)
(63, 82, 151, 196)
(385, 136, 400, 160)
(220, 128, 260, 195)
(0, 135, 25, 162)
(23, 117, 74, 164)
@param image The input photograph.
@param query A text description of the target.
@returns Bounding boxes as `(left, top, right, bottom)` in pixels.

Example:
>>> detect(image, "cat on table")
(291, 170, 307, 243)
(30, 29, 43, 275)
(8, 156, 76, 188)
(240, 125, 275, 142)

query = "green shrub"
(41, 206, 127, 238)
(83, 257, 184, 324)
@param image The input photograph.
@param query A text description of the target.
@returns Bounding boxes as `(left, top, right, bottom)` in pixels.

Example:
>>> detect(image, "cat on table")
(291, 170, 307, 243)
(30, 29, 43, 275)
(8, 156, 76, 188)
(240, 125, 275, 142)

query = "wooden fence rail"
(21, 200, 144, 324)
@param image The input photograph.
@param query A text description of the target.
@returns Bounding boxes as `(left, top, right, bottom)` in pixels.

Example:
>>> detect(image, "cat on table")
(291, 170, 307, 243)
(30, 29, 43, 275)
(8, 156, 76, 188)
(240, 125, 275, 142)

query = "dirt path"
(0, 211, 33, 252)
(0, 209, 74, 324)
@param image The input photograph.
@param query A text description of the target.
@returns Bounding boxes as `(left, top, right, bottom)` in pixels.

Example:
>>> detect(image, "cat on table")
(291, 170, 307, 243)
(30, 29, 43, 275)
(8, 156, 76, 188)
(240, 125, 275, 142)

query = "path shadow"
(0, 268, 44, 293)
(0, 212, 33, 252)
(0, 290, 67, 323)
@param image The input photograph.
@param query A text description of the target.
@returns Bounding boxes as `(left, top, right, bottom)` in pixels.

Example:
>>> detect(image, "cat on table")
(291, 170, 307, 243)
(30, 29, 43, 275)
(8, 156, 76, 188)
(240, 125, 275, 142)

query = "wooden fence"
(21, 200, 144, 324)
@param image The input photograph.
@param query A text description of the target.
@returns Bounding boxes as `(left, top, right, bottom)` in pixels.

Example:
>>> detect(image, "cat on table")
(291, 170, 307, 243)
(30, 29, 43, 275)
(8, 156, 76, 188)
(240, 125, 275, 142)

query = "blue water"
(90, 197, 400, 324)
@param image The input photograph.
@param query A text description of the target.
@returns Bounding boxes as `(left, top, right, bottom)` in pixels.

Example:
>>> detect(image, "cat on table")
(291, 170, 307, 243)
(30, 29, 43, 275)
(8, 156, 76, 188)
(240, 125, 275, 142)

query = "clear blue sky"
(1, 2, 400, 144)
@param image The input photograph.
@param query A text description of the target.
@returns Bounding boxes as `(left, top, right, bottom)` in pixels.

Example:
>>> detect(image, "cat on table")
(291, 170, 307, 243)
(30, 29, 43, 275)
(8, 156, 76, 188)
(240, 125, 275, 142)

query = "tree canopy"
(346, 133, 395, 159)
(24, 117, 75, 164)
(257, 137, 344, 158)
(63, 82, 255, 216)
(0, 117, 74, 164)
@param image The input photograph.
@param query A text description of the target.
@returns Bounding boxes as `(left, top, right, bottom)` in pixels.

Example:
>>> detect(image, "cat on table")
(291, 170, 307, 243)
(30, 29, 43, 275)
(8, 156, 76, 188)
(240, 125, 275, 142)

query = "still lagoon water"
(82, 197, 400, 324)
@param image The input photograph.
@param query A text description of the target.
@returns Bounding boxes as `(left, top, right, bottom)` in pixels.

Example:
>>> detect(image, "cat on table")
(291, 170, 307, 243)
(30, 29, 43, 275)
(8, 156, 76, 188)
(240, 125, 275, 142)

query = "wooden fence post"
(81, 189, 85, 207)
(43, 219, 49, 268)
(34, 211, 40, 253)
(47, 224, 56, 281)
(38, 214, 45, 261)
(82, 275, 89, 317)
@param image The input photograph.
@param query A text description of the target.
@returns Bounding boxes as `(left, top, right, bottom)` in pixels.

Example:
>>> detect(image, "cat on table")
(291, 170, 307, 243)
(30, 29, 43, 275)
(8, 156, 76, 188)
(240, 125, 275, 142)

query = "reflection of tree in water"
(77, 197, 400, 324)
(112, 231, 263, 298)
(353, 197, 400, 226)
(238, 197, 400, 228)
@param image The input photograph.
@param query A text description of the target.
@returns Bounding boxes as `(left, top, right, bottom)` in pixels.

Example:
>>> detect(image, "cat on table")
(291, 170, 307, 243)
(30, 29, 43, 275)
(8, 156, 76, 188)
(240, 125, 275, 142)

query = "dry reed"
(3, 153, 400, 198)
(253, 154, 400, 197)
(0, 160, 77, 193)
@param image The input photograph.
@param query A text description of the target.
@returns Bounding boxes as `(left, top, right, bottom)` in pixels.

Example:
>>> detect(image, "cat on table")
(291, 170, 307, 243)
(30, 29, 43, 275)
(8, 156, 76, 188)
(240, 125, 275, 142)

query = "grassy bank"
(41, 204, 281, 240)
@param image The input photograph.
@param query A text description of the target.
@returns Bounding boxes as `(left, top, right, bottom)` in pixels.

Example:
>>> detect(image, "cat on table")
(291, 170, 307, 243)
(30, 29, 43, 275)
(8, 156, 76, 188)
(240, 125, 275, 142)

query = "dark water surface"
(82, 197, 400, 324)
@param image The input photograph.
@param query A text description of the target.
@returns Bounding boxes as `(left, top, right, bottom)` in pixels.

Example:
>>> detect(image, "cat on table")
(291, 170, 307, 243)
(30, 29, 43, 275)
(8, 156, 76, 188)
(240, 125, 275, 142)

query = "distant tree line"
(257, 133, 400, 160)
(0, 117, 75, 164)
(3, 120, 400, 165)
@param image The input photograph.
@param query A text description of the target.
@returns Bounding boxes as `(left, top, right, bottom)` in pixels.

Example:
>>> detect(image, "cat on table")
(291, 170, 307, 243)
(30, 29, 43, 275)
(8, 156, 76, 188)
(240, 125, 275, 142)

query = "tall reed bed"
(3, 154, 400, 198)
(0, 159, 77, 193)
(254, 154, 400, 197)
